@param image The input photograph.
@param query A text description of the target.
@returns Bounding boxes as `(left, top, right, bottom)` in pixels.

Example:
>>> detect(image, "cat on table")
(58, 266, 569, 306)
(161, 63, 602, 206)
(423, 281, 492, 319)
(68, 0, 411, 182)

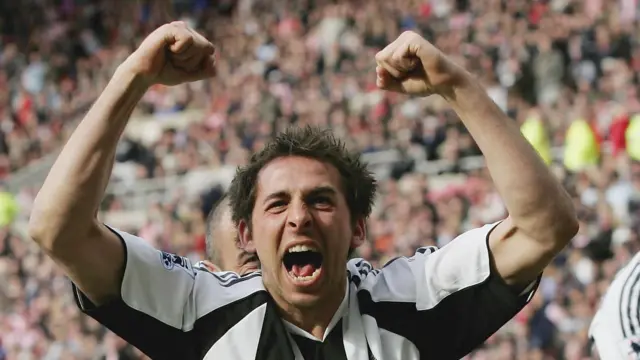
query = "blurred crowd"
(3, 0, 640, 359)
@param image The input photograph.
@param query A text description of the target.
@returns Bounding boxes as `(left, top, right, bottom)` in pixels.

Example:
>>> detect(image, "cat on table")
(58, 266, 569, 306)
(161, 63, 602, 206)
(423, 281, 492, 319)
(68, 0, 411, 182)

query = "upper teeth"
(288, 245, 318, 253)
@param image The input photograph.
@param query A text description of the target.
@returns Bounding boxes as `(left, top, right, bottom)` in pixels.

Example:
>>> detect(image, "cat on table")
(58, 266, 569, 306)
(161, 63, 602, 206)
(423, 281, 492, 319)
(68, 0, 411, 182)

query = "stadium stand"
(2, 0, 640, 358)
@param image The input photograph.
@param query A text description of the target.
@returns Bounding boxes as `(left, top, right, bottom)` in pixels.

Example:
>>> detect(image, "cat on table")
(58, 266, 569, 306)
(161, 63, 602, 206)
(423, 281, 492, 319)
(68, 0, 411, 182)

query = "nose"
(287, 198, 312, 231)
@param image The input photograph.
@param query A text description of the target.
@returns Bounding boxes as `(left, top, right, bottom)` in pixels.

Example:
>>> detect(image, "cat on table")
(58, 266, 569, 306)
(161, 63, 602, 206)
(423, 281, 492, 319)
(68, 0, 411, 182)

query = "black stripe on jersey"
(628, 270, 640, 337)
(620, 262, 640, 337)
(192, 290, 270, 359)
(291, 319, 349, 360)
(73, 287, 195, 360)
(357, 271, 536, 360)
(255, 298, 296, 360)
(75, 286, 271, 360)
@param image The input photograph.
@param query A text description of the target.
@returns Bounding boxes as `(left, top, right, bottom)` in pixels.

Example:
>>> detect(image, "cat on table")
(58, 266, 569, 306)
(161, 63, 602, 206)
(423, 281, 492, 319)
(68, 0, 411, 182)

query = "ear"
(350, 218, 366, 249)
(238, 219, 256, 253)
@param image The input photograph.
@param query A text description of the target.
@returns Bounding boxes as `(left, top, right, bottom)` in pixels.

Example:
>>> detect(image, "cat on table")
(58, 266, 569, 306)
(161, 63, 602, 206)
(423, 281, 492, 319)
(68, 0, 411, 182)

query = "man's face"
(239, 156, 365, 309)
(206, 207, 259, 275)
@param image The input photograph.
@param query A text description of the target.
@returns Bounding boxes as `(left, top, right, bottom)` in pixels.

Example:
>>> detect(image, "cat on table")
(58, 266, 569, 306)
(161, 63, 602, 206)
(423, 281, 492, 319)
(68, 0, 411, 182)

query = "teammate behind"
(29, 23, 578, 359)
(197, 194, 259, 274)
(590, 251, 640, 359)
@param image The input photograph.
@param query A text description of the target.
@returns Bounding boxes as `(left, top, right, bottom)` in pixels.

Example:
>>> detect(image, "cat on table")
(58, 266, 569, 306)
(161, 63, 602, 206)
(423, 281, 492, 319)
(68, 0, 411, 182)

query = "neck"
(271, 278, 347, 340)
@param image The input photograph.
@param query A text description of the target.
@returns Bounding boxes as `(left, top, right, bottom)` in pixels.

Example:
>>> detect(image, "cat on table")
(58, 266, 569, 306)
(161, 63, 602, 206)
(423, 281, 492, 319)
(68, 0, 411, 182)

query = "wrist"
(437, 67, 478, 103)
(115, 59, 153, 92)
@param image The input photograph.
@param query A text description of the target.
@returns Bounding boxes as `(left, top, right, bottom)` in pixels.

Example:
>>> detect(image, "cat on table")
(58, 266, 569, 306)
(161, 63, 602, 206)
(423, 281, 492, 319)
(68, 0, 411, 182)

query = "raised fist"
(123, 21, 217, 86)
(375, 31, 464, 97)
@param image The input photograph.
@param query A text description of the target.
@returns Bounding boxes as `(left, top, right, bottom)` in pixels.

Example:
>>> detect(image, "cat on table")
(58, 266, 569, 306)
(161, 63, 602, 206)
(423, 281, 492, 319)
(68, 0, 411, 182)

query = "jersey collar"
(282, 280, 350, 342)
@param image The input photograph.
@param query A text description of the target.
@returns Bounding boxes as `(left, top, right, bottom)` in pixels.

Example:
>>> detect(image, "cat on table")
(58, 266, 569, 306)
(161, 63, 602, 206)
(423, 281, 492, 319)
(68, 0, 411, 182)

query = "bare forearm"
(30, 65, 148, 246)
(444, 75, 576, 241)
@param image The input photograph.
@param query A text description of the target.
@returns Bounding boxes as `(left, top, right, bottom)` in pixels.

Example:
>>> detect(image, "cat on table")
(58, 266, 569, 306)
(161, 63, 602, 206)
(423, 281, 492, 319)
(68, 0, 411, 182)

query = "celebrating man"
(29, 22, 578, 360)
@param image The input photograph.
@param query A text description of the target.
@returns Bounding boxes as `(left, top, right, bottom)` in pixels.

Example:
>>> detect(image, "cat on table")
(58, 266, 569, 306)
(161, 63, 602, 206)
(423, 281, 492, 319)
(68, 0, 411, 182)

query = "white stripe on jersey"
(203, 304, 267, 360)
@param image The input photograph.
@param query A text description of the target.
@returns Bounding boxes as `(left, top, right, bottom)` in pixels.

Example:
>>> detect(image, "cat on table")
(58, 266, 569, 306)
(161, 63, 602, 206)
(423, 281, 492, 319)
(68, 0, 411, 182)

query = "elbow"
(28, 201, 98, 254)
(517, 193, 579, 252)
(27, 206, 56, 251)
(28, 191, 99, 253)
(546, 197, 579, 250)
(28, 201, 76, 253)
(555, 211, 579, 247)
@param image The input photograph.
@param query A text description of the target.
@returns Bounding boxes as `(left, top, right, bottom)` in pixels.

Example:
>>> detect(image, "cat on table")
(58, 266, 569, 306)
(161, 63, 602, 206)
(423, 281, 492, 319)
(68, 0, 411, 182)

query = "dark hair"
(205, 193, 231, 262)
(228, 126, 377, 227)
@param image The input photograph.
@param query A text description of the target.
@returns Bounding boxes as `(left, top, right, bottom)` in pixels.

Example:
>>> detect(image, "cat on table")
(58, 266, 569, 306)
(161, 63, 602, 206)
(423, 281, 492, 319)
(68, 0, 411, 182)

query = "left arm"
(445, 76, 578, 288)
(375, 31, 578, 288)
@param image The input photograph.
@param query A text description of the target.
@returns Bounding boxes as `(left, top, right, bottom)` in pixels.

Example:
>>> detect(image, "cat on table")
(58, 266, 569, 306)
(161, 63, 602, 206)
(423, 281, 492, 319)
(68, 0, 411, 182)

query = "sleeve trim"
(72, 224, 129, 312)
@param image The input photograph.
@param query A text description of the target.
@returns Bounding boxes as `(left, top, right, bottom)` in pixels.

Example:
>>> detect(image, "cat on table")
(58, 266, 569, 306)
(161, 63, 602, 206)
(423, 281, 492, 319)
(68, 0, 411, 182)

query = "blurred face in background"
(202, 201, 259, 275)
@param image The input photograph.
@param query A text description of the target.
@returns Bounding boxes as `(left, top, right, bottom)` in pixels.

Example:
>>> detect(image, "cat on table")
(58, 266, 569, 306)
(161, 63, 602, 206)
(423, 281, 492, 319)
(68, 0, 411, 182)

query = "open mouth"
(283, 245, 323, 283)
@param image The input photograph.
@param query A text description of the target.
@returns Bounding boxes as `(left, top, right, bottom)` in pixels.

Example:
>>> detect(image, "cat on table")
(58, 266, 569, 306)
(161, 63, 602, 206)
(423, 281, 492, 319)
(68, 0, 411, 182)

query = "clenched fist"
(123, 21, 217, 86)
(375, 31, 464, 97)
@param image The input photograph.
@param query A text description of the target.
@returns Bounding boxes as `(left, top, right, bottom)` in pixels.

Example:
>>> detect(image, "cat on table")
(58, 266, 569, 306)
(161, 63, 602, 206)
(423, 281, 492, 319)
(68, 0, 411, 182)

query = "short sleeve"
(353, 222, 539, 359)
(73, 228, 267, 359)
(73, 227, 199, 328)
(71, 226, 265, 359)
(70, 227, 200, 358)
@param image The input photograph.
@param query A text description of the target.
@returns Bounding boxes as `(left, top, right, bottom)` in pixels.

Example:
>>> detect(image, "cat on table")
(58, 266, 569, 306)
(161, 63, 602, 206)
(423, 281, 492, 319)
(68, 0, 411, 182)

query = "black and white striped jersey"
(590, 252, 640, 359)
(72, 222, 539, 360)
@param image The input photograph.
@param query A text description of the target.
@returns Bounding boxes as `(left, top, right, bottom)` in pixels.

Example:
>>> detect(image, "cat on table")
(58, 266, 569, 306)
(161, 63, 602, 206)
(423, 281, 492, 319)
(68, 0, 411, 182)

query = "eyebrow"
(263, 191, 289, 205)
(262, 186, 338, 205)
(307, 186, 338, 198)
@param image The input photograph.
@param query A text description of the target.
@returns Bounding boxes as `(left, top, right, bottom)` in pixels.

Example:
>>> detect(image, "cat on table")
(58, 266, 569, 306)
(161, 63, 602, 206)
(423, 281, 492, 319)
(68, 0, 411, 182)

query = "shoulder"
(187, 264, 266, 321)
(347, 223, 498, 285)
(347, 247, 439, 272)
(347, 247, 438, 287)
(193, 263, 264, 291)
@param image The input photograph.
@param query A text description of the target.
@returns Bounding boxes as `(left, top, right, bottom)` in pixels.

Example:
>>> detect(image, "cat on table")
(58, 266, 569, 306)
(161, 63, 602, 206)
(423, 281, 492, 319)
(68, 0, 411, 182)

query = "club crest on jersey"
(161, 252, 192, 273)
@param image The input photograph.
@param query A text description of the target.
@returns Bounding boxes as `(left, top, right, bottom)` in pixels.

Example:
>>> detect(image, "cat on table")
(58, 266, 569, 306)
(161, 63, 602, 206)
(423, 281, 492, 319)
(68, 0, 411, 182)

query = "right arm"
(28, 23, 221, 359)
(29, 65, 147, 305)
(28, 21, 217, 306)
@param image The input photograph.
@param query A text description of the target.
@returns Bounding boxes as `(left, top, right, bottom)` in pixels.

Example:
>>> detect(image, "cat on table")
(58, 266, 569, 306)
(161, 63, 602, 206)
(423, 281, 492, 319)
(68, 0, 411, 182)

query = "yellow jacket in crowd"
(563, 118, 599, 172)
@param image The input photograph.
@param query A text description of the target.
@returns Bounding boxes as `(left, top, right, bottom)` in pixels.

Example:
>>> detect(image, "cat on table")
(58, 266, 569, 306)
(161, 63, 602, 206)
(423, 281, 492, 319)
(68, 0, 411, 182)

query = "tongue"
(292, 264, 315, 277)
